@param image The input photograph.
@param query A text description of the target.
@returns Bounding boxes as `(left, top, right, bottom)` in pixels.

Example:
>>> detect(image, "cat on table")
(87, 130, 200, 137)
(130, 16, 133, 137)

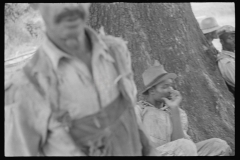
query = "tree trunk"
(88, 3, 235, 155)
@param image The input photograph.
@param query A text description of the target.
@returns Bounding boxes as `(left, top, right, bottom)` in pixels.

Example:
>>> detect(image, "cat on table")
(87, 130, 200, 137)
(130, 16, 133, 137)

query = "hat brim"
(216, 25, 235, 35)
(202, 26, 221, 34)
(141, 73, 177, 95)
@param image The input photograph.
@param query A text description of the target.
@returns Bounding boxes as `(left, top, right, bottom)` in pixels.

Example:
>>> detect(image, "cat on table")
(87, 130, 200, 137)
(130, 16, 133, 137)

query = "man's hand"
(162, 89, 185, 141)
(162, 89, 182, 111)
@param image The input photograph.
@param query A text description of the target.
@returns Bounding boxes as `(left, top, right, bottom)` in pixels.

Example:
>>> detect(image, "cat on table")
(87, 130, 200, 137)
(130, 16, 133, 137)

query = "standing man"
(5, 3, 153, 156)
(134, 61, 232, 156)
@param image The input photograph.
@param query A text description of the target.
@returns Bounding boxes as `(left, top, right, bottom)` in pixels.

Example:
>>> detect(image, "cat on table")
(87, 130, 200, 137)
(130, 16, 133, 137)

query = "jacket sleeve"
(5, 77, 51, 156)
(218, 58, 235, 87)
(101, 34, 137, 104)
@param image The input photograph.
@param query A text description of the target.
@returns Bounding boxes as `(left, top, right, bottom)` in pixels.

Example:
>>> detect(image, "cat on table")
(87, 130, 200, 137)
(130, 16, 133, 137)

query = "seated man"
(134, 61, 232, 156)
(216, 25, 235, 96)
(199, 16, 221, 51)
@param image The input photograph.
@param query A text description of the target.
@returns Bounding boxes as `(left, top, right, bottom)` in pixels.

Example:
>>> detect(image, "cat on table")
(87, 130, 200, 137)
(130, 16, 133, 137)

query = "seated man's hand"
(161, 89, 182, 111)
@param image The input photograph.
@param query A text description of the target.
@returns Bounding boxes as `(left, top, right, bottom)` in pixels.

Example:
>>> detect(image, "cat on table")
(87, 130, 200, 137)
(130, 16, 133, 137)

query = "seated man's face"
(31, 3, 91, 40)
(226, 33, 235, 51)
(220, 33, 235, 51)
(152, 79, 174, 102)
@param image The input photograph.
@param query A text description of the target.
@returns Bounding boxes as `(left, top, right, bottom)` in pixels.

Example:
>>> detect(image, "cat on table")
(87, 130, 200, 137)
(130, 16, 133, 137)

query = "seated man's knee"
(176, 139, 198, 156)
(209, 138, 232, 156)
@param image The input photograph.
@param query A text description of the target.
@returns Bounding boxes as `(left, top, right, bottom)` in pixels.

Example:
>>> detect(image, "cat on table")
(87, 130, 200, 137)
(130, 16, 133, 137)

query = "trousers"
(155, 138, 231, 156)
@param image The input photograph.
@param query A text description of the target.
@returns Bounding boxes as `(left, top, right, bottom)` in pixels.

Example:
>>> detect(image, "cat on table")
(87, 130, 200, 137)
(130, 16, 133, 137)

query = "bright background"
(191, 2, 235, 51)
(4, 3, 235, 80)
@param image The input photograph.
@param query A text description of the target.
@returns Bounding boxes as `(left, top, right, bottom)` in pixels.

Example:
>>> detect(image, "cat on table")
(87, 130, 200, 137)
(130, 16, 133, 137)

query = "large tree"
(88, 3, 235, 155)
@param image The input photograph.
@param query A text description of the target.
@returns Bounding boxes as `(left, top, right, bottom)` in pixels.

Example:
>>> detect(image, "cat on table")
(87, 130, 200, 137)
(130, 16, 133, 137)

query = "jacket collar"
(221, 50, 235, 58)
(217, 50, 235, 61)
(138, 100, 165, 109)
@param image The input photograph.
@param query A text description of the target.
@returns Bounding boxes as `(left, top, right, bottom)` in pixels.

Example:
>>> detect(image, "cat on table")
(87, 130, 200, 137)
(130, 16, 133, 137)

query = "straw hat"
(200, 17, 221, 34)
(196, 16, 207, 24)
(141, 60, 177, 95)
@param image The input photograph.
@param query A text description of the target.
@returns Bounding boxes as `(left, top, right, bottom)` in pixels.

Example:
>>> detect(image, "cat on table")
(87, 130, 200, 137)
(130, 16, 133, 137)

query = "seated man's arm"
(162, 90, 185, 141)
(218, 58, 235, 87)
(170, 108, 185, 141)
(5, 77, 51, 156)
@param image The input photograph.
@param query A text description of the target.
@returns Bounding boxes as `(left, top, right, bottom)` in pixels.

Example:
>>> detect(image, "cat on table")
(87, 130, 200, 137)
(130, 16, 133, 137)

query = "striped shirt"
(134, 101, 191, 148)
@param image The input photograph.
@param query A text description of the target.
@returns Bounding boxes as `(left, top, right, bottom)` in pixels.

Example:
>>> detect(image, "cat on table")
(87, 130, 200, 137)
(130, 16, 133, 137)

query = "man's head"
(199, 17, 221, 43)
(219, 32, 235, 52)
(146, 78, 174, 103)
(217, 26, 235, 52)
(142, 61, 177, 103)
(29, 3, 91, 40)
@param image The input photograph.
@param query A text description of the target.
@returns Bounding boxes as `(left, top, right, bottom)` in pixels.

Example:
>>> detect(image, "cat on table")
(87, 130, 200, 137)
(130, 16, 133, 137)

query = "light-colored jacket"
(4, 27, 138, 156)
(217, 50, 235, 88)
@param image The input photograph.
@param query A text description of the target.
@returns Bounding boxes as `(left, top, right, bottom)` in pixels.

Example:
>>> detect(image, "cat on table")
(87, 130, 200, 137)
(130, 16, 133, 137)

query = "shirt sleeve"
(5, 77, 51, 156)
(218, 58, 235, 87)
(134, 105, 155, 152)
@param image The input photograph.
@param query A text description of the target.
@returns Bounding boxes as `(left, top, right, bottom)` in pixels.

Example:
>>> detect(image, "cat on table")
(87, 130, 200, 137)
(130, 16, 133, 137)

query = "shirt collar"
(139, 100, 165, 109)
(217, 50, 235, 62)
(221, 50, 235, 58)
(42, 26, 114, 70)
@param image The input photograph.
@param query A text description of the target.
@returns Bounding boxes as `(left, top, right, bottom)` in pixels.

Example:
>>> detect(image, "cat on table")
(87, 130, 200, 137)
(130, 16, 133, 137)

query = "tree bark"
(88, 3, 235, 155)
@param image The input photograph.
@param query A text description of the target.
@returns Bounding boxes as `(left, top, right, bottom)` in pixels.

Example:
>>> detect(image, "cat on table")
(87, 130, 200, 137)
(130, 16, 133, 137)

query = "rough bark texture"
(88, 3, 235, 155)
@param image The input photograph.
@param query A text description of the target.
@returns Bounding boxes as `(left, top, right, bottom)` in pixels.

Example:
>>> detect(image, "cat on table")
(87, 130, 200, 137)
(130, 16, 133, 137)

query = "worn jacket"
(5, 26, 139, 156)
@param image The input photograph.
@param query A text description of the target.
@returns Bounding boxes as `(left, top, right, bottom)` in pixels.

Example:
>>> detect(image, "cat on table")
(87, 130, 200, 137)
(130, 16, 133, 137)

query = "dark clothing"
(68, 93, 151, 156)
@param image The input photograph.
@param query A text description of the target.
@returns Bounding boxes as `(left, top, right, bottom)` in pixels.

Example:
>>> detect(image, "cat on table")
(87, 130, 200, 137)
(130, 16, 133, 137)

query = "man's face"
(152, 79, 174, 102)
(225, 33, 235, 51)
(30, 3, 91, 40)
(204, 30, 218, 42)
(220, 33, 235, 51)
